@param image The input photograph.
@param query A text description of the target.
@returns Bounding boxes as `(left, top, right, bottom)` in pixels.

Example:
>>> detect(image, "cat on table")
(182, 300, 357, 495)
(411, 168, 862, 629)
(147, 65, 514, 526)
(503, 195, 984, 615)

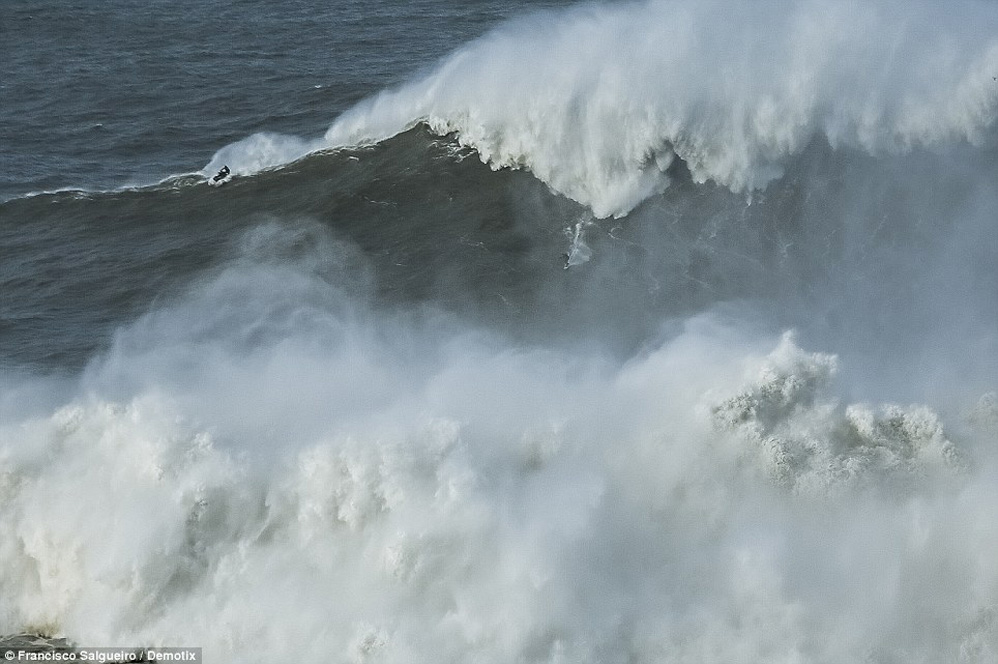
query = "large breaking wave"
(211, 0, 998, 217)
(5, 0, 998, 661)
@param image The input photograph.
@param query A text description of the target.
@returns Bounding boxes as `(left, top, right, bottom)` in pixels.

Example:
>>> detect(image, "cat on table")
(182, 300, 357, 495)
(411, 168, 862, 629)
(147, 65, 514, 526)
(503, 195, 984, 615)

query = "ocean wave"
(207, 0, 998, 218)
(2, 309, 995, 660)
(6, 0, 998, 659)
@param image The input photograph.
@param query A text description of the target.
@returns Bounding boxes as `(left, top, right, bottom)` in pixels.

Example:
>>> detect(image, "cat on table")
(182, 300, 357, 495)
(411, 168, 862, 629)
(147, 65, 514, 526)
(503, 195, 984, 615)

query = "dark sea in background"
(2, 0, 998, 661)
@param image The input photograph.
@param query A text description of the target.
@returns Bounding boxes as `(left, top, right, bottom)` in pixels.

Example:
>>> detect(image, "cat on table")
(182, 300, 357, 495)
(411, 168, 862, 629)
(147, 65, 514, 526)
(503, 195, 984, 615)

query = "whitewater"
(209, 0, 998, 217)
(2, 0, 998, 662)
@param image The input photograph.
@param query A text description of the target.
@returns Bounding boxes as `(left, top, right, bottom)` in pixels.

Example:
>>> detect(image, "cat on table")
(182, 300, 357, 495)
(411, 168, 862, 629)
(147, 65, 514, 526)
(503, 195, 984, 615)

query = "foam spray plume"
(3, 0, 998, 662)
(211, 0, 998, 217)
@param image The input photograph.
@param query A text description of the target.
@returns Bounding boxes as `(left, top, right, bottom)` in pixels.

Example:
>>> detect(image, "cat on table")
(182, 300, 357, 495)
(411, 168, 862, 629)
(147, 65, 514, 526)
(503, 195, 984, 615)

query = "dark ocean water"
(1, 0, 567, 196)
(2, 0, 998, 661)
(1, 0, 575, 368)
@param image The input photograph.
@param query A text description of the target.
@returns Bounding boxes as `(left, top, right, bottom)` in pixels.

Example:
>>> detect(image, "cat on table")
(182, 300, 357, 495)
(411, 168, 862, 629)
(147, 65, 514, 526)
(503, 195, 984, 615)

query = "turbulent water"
(2, 0, 998, 662)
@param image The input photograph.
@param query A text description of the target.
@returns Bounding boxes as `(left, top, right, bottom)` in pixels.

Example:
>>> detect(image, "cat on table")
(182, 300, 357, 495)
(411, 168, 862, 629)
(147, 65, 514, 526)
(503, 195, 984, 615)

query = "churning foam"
(2, 221, 997, 661)
(210, 0, 998, 217)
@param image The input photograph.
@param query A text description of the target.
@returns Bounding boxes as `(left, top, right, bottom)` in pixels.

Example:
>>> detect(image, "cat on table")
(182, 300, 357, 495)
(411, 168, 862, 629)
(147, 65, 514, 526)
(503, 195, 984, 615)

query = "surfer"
(212, 165, 231, 184)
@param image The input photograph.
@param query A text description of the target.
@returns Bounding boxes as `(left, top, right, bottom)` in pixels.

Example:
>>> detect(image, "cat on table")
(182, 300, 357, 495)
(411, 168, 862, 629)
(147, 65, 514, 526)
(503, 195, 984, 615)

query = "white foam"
(300, 0, 998, 217)
(2, 229, 997, 660)
(711, 332, 968, 496)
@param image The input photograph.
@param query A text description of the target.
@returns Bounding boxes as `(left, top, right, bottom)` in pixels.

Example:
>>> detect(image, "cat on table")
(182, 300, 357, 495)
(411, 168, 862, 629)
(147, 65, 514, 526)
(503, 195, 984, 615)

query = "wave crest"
(316, 0, 998, 217)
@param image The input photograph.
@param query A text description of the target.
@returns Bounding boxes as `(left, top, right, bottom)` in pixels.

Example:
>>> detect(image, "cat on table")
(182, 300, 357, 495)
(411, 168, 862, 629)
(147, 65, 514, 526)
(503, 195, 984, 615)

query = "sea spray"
(209, 0, 998, 217)
(3, 0, 998, 660)
(2, 234, 996, 659)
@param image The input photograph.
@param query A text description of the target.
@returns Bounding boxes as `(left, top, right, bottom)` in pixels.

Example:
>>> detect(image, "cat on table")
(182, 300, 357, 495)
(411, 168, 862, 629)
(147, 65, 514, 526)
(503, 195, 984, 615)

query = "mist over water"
(2, 0, 998, 661)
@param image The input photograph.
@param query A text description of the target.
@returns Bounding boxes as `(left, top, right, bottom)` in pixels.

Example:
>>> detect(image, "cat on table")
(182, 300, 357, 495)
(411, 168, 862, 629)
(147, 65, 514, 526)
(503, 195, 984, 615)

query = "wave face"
(2, 0, 998, 662)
